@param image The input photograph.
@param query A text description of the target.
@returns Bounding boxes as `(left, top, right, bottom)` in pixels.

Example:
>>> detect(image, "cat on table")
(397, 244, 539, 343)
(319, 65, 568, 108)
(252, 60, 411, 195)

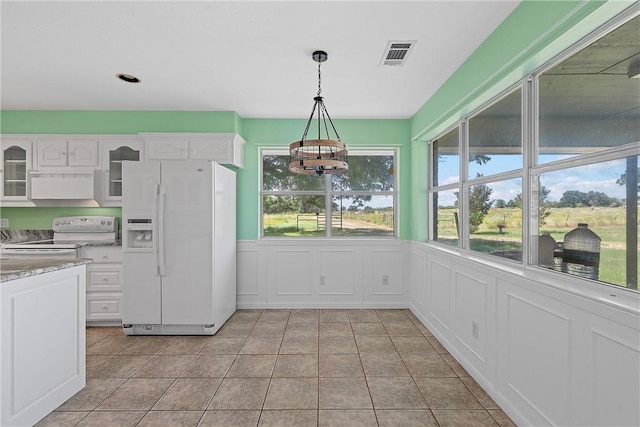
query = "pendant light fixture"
(289, 50, 348, 176)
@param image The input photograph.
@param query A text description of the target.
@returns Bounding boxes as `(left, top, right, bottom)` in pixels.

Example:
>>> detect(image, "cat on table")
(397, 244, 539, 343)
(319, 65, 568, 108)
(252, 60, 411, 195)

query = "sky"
(437, 154, 635, 206)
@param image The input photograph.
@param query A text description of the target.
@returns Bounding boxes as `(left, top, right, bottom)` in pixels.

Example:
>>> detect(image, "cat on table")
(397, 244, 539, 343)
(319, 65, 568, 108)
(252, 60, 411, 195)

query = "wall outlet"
(382, 275, 390, 286)
(320, 275, 326, 286)
(0, 218, 9, 228)
(472, 321, 479, 339)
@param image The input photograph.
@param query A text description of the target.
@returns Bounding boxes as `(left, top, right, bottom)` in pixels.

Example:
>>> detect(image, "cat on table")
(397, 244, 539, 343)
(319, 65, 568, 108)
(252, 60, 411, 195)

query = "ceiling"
(0, 1, 521, 119)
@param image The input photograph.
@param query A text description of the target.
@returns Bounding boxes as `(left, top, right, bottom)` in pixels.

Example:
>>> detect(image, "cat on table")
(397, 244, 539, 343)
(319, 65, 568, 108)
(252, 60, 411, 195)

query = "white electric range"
(1, 216, 118, 259)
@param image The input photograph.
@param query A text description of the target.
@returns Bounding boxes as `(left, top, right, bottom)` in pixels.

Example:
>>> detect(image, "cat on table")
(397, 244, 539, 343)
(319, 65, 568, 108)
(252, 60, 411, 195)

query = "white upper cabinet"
(0, 137, 34, 205)
(141, 133, 245, 168)
(36, 138, 98, 168)
(0, 133, 243, 206)
(99, 138, 144, 206)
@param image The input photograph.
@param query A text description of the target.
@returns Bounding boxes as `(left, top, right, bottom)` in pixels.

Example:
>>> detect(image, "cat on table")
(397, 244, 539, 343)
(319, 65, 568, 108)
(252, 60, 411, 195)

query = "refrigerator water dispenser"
(125, 219, 154, 249)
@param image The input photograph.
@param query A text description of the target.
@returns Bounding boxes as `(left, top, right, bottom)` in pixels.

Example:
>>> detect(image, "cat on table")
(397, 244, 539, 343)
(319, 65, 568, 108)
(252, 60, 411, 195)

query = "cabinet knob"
(101, 305, 108, 310)
(102, 278, 108, 282)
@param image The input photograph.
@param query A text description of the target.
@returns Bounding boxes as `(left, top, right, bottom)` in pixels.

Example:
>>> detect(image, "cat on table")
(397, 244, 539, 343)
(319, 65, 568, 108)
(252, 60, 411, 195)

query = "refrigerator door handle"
(158, 182, 167, 276)
(152, 182, 160, 276)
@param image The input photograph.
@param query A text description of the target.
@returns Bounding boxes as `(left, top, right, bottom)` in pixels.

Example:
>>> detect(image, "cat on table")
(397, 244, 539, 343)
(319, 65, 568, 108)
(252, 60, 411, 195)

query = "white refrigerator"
(121, 160, 236, 335)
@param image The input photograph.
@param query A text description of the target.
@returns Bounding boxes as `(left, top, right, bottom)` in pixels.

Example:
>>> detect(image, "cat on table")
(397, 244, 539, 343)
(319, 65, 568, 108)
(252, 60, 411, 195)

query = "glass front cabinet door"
(101, 139, 143, 206)
(1, 139, 33, 204)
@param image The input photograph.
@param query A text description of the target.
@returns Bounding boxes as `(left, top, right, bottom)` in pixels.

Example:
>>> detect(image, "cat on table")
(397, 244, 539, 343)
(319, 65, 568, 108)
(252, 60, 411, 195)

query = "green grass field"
(263, 210, 393, 237)
(436, 206, 638, 288)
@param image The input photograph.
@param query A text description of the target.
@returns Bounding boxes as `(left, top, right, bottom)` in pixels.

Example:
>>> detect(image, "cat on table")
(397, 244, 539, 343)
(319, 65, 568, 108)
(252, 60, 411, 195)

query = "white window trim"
(260, 147, 399, 239)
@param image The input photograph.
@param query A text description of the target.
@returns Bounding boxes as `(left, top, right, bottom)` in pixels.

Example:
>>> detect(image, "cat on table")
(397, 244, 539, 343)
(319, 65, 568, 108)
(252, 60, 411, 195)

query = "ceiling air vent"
(380, 40, 416, 66)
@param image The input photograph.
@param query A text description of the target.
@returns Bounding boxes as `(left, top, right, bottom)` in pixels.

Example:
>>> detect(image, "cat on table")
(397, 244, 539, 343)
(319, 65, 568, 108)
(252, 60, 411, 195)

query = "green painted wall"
(408, 0, 628, 241)
(0, 111, 410, 240)
(410, 1, 607, 140)
(0, 207, 122, 230)
(238, 118, 411, 239)
(0, 110, 239, 134)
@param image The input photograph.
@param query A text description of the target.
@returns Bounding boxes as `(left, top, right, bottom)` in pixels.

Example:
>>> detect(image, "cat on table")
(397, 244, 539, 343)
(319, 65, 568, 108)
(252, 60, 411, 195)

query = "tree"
(559, 190, 587, 207)
(263, 195, 296, 214)
(538, 185, 551, 224)
(262, 155, 325, 213)
(469, 154, 491, 165)
(262, 153, 395, 214)
(585, 191, 615, 207)
(494, 199, 507, 208)
(508, 193, 523, 208)
(559, 190, 620, 207)
(505, 185, 550, 224)
(616, 167, 640, 192)
(468, 184, 493, 233)
(332, 154, 394, 211)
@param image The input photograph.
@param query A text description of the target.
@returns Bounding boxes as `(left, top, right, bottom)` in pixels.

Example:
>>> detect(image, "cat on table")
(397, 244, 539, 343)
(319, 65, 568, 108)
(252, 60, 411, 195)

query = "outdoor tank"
(561, 223, 601, 280)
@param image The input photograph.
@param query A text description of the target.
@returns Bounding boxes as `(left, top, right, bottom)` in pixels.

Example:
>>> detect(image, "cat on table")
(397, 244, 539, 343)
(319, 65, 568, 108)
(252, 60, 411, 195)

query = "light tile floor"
(37, 309, 516, 426)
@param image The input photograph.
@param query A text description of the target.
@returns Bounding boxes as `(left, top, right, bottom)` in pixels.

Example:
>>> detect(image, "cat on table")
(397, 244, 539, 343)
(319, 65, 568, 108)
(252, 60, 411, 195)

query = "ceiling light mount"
(116, 73, 141, 83)
(289, 50, 348, 176)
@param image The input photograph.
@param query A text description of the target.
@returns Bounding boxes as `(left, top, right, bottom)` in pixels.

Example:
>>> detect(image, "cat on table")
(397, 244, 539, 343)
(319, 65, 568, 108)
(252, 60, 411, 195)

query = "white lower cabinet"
(1, 265, 86, 427)
(82, 246, 123, 324)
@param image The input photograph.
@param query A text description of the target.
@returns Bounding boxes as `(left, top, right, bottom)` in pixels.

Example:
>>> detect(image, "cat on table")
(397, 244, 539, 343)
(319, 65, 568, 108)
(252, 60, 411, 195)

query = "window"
(468, 177, 523, 259)
(262, 149, 397, 237)
(535, 157, 638, 287)
(431, 127, 461, 247)
(432, 189, 459, 248)
(468, 88, 522, 178)
(429, 11, 639, 291)
(538, 15, 639, 165)
(432, 127, 459, 186)
(429, 88, 525, 262)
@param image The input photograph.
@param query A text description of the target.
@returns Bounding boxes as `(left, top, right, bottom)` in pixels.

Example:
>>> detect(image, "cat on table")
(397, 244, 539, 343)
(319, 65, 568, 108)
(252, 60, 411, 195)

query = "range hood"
(28, 170, 102, 205)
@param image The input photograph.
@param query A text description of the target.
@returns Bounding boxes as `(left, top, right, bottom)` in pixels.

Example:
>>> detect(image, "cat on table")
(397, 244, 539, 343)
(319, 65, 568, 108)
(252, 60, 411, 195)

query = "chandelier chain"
(317, 61, 322, 97)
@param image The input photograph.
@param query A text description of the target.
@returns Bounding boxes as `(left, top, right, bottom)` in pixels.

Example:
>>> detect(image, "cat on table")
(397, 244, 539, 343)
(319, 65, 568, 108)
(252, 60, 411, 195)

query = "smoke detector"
(380, 40, 416, 66)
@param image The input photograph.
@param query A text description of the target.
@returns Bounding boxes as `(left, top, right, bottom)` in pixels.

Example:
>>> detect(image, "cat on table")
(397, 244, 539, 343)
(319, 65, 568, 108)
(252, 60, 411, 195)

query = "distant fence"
(296, 213, 343, 231)
(437, 213, 459, 236)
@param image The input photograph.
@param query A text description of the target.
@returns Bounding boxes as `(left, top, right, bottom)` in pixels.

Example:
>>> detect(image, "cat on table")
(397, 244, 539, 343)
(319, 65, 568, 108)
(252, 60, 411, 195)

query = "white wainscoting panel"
(408, 241, 640, 427)
(427, 257, 452, 333)
(590, 327, 640, 427)
(237, 251, 258, 296)
(319, 250, 357, 296)
(273, 250, 313, 296)
(505, 292, 571, 427)
(238, 240, 404, 308)
(453, 269, 489, 364)
(410, 248, 427, 310)
(370, 250, 403, 296)
(236, 241, 265, 306)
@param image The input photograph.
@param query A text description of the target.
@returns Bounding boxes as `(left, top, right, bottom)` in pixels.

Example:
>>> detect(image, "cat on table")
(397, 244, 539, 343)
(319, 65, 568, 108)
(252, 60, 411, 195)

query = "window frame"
(260, 147, 399, 239)
(427, 7, 639, 293)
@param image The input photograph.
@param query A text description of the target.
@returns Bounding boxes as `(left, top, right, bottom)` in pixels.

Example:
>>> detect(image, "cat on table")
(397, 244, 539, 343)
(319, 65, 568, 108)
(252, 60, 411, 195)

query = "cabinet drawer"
(87, 294, 122, 320)
(88, 269, 122, 292)
(82, 246, 123, 263)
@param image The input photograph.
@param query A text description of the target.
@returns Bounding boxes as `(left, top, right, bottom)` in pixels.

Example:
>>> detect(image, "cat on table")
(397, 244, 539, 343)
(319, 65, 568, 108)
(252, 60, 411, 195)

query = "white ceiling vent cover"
(380, 40, 416, 66)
